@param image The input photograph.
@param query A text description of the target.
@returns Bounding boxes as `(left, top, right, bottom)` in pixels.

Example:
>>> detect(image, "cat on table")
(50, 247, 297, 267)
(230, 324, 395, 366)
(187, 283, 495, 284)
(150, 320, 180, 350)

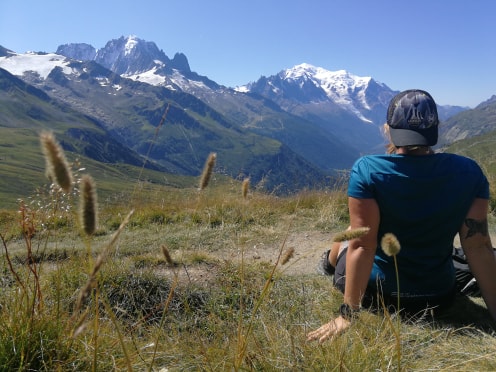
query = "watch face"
(339, 303, 357, 320)
(339, 303, 352, 319)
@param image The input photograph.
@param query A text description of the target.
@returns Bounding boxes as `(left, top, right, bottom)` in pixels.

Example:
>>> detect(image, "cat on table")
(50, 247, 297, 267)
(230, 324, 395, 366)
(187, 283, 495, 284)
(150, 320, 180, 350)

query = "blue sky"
(1, 0, 495, 107)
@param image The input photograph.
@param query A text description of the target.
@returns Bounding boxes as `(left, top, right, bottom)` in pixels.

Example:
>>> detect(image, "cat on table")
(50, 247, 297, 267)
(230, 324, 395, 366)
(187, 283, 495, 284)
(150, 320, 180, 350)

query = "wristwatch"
(339, 303, 358, 321)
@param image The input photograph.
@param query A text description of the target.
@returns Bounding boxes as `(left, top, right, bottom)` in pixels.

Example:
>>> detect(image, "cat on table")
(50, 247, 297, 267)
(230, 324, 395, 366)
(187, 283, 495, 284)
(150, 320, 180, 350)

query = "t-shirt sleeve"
(347, 157, 375, 199)
(465, 156, 490, 199)
(476, 168, 490, 199)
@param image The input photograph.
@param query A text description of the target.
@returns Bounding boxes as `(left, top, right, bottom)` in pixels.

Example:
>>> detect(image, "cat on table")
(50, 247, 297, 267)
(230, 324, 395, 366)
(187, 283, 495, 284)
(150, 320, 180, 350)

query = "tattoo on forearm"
(464, 218, 489, 238)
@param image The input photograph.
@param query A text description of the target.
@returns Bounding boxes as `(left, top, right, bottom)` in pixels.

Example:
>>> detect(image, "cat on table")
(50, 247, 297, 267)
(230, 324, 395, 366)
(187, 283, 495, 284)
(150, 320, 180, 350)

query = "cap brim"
(389, 126, 438, 147)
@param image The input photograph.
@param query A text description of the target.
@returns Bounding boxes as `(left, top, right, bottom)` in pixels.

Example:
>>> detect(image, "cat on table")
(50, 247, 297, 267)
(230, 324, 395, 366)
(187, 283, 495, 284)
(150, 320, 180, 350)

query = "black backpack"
(453, 247, 484, 296)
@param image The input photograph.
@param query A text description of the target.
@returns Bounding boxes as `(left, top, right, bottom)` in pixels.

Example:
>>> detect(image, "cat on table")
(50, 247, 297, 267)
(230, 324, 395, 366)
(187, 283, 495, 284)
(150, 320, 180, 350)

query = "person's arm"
(329, 226, 351, 266)
(307, 198, 379, 343)
(329, 241, 340, 267)
(344, 197, 380, 309)
(459, 198, 496, 320)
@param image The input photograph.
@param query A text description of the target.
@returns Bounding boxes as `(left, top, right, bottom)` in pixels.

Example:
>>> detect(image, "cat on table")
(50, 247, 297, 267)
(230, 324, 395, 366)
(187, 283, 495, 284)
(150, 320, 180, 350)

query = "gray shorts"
(332, 243, 348, 293)
(332, 242, 456, 313)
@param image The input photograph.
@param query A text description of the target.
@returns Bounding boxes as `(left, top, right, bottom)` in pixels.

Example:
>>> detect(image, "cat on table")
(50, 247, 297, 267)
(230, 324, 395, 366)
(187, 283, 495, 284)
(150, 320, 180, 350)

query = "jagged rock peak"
(56, 43, 96, 61)
(99, 35, 161, 57)
(56, 35, 192, 76)
(92, 35, 167, 75)
(0, 45, 17, 57)
(171, 52, 190, 73)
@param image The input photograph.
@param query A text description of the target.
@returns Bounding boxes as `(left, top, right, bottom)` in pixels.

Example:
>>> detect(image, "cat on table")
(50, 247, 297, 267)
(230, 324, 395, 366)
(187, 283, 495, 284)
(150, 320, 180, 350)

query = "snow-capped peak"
(124, 35, 139, 56)
(0, 51, 74, 79)
(282, 63, 374, 121)
(284, 63, 372, 105)
(239, 62, 390, 124)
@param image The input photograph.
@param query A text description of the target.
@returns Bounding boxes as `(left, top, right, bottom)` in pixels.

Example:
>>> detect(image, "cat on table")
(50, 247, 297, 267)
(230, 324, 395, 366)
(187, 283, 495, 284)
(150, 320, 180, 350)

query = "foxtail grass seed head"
(281, 247, 295, 265)
(40, 131, 73, 193)
(79, 174, 98, 236)
(333, 227, 370, 243)
(381, 233, 401, 256)
(242, 178, 250, 199)
(72, 210, 134, 318)
(161, 244, 174, 266)
(199, 152, 216, 190)
(72, 322, 88, 338)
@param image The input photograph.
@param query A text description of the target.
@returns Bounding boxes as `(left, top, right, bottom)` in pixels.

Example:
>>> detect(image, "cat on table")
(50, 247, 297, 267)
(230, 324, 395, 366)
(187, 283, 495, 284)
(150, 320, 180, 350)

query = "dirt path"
(159, 231, 333, 285)
(243, 230, 332, 276)
(206, 230, 496, 273)
(162, 230, 496, 285)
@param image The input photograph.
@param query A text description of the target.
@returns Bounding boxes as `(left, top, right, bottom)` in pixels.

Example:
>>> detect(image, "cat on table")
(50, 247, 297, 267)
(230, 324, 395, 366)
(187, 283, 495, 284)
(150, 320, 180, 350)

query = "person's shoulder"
(355, 154, 392, 163)
(353, 154, 394, 166)
(436, 153, 487, 178)
(351, 154, 395, 173)
(437, 152, 481, 167)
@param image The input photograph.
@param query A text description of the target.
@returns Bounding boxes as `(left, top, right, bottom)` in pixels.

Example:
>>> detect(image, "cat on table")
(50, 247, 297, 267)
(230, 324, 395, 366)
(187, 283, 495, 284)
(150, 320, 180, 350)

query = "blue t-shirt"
(348, 153, 489, 298)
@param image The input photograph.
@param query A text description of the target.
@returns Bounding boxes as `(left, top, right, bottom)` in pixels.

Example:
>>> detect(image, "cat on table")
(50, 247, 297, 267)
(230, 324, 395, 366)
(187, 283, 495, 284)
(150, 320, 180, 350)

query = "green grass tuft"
(0, 166, 495, 370)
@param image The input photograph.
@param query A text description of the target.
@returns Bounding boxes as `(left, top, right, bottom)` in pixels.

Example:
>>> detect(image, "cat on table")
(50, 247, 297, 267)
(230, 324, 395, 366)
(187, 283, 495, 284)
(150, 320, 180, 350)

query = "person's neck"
(396, 146, 433, 156)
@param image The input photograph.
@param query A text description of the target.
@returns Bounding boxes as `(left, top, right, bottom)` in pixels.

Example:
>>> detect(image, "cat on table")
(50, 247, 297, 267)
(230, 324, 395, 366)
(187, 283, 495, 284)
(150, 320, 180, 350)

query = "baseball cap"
(386, 89, 439, 147)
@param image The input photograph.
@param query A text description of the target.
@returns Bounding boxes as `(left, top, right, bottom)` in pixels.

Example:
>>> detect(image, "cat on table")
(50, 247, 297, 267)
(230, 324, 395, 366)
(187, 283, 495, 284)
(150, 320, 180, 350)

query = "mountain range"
(1, 35, 495, 204)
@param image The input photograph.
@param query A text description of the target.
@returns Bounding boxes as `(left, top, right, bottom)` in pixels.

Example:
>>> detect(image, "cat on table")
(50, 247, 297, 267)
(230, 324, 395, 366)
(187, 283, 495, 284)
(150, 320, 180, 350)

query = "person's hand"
(306, 316, 351, 343)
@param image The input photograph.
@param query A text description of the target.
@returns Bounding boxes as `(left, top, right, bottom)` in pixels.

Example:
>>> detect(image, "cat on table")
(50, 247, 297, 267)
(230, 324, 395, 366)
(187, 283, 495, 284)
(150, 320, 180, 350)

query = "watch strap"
(339, 303, 358, 321)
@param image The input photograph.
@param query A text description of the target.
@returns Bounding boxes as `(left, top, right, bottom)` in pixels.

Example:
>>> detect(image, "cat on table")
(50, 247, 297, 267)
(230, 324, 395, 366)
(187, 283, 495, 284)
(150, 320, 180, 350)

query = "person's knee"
(332, 246, 348, 293)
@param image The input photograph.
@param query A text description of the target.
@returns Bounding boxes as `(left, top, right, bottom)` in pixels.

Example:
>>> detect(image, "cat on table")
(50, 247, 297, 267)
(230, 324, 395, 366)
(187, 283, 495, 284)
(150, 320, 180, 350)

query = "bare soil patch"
(158, 230, 333, 285)
(159, 231, 496, 287)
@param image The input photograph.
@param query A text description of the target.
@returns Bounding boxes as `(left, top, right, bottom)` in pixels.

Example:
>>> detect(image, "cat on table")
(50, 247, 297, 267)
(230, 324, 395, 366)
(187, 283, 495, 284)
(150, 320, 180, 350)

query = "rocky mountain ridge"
(54, 36, 469, 153)
(1, 35, 494, 197)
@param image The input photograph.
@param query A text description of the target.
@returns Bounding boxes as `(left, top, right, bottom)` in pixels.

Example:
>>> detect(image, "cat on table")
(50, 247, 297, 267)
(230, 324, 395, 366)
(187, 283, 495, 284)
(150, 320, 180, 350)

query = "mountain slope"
(0, 67, 155, 168)
(0, 53, 330, 196)
(237, 64, 395, 153)
(239, 63, 472, 153)
(57, 36, 221, 91)
(0, 35, 486, 202)
(53, 36, 471, 159)
(55, 36, 361, 170)
(2, 37, 360, 173)
(0, 67, 178, 207)
(440, 95, 496, 146)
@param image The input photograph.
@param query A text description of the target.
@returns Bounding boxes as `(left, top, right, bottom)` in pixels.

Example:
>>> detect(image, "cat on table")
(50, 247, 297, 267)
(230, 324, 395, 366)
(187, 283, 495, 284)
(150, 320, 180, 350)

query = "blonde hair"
(382, 123, 397, 154)
(381, 124, 432, 154)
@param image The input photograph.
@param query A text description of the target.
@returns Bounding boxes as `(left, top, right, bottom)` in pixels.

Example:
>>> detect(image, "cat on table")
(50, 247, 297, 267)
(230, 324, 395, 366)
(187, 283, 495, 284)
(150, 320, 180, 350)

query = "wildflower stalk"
(132, 103, 170, 204)
(71, 210, 134, 322)
(381, 232, 402, 372)
(40, 131, 73, 193)
(199, 152, 216, 191)
(100, 291, 133, 372)
(381, 233, 401, 311)
(281, 247, 295, 265)
(93, 289, 100, 372)
(241, 178, 250, 199)
(79, 174, 98, 236)
(0, 233, 25, 293)
(148, 274, 179, 372)
(161, 244, 175, 266)
(234, 206, 297, 370)
(333, 227, 370, 243)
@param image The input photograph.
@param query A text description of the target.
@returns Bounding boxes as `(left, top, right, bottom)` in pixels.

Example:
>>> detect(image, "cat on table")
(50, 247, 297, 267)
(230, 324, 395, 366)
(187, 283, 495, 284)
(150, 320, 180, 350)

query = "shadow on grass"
(430, 295, 496, 335)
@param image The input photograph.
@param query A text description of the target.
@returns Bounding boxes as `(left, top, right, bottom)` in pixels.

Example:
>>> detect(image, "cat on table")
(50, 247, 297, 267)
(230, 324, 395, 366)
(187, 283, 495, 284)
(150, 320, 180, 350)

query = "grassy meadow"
(0, 136, 496, 371)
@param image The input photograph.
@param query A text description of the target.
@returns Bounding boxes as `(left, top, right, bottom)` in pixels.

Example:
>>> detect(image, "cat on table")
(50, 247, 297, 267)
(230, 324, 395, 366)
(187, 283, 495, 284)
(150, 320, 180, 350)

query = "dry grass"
(0, 141, 495, 370)
(1, 180, 495, 370)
